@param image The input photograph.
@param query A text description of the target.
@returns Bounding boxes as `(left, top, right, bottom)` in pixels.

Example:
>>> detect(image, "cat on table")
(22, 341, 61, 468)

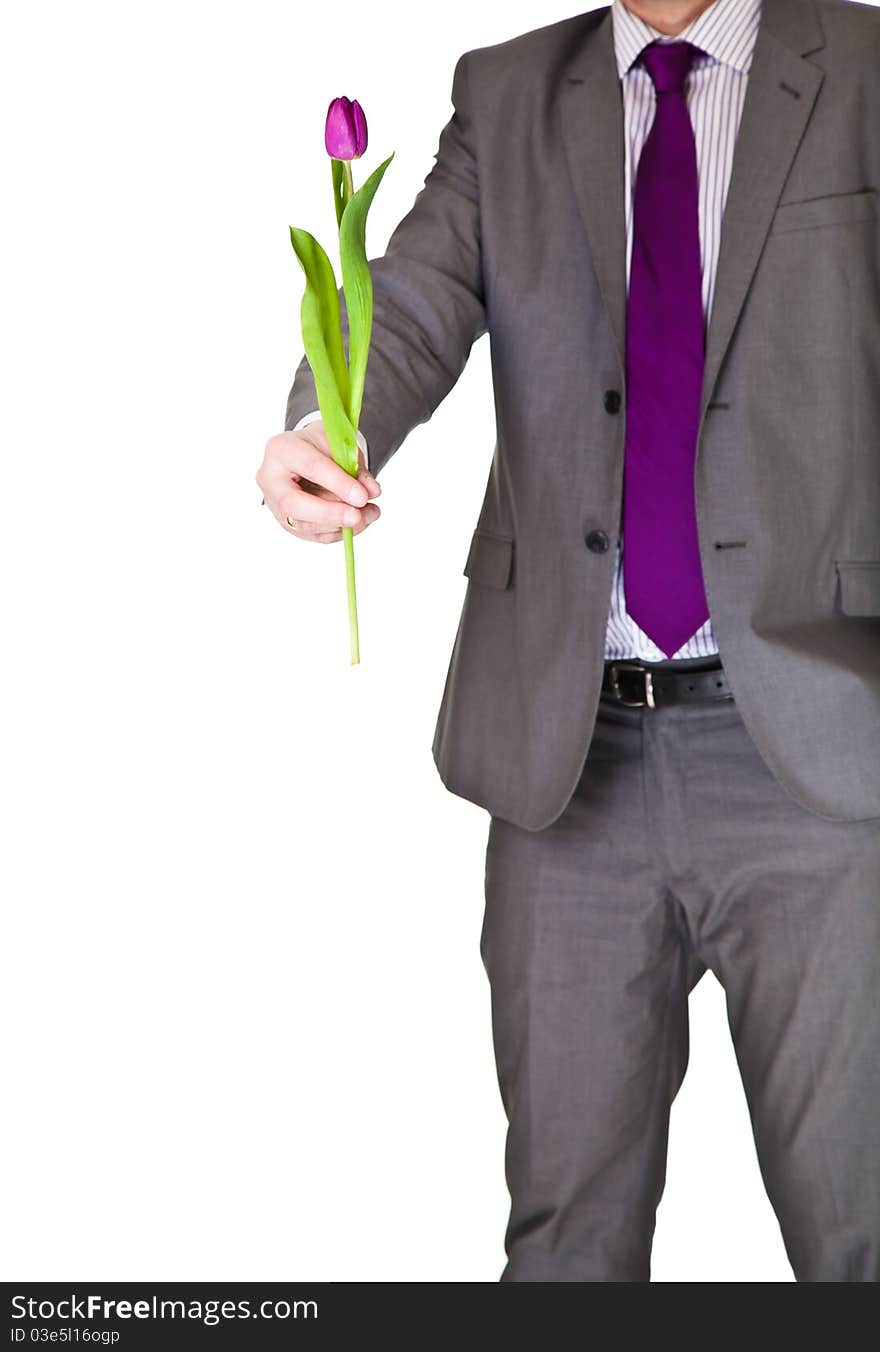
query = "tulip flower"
(324, 96, 368, 161)
(289, 96, 394, 664)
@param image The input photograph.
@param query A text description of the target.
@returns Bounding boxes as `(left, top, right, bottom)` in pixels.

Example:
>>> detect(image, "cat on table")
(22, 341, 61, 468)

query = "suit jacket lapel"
(700, 0, 826, 420)
(558, 8, 628, 385)
(558, 0, 827, 425)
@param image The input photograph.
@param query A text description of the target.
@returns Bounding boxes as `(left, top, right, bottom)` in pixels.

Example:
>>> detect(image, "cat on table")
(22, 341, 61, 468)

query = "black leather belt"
(601, 657, 733, 708)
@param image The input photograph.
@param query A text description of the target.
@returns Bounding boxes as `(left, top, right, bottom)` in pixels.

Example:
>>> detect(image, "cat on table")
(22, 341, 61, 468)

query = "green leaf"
(339, 152, 395, 429)
(289, 225, 358, 474)
(330, 158, 347, 230)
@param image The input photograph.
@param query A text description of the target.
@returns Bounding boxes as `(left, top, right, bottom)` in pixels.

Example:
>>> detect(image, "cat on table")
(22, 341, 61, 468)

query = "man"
(257, 0, 880, 1281)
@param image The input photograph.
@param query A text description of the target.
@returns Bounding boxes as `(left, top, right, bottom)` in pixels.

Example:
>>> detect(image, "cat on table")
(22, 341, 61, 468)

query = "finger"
(279, 483, 372, 530)
(274, 429, 381, 499)
(356, 447, 381, 496)
(309, 504, 382, 542)
(272, 437, 372, 508)
(264, 497, 303, 536)
(301, 475, 380, 506)
(294, 479, 368, 505)
(263, 493, 321, 538)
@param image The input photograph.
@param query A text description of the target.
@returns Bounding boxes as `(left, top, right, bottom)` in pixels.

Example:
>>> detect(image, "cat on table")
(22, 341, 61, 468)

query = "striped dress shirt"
(294, 0, 764, 660)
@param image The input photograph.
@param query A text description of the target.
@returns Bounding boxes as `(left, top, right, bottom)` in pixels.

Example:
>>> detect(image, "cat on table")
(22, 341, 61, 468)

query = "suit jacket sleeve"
(283, 51, 486, 481)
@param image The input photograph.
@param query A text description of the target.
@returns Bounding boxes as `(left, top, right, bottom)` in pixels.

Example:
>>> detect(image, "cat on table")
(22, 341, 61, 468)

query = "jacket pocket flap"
(464, 529, 514, 589)
(836, 560, 880, 616)
(770, 188, 877, 234)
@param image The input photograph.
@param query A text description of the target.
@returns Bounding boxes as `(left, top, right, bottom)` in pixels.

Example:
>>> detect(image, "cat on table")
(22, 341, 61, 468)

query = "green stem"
(342, 524, 359, 664)
(338, 157, 359, 664)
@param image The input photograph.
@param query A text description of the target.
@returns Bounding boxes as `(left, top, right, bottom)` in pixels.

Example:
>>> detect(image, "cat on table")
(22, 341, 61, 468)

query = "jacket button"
(585, 529, 610, 553)
(603, 389, 621, 414)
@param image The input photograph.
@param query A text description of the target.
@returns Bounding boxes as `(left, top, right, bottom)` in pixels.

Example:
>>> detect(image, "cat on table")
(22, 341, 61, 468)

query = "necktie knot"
(639, 40, 704, 95)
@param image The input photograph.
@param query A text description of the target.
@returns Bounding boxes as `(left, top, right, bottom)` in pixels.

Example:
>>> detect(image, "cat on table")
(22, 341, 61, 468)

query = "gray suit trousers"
(481, 679, 880, 1282)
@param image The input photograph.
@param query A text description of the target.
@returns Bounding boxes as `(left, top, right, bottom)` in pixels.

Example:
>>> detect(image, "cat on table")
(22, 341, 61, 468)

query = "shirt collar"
(611, 0, 764, 79)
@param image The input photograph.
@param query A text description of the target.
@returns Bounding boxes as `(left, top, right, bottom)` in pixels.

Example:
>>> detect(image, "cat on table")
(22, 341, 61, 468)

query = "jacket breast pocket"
(463, 528, 515, 589)
(768, 188, 877, 235)
(836, 560, 880, 617)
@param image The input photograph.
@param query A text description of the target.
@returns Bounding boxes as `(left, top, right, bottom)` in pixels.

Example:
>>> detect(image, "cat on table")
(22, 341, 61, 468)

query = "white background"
(6, 0, 857, 1281)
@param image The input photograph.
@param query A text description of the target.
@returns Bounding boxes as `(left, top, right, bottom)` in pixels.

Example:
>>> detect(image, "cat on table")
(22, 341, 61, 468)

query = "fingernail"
(344, 507, 360, 525)
(349, 485, 368, 506)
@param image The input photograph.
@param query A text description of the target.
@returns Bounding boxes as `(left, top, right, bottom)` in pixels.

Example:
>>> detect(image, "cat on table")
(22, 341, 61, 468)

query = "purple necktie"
(622, 40, 710, 658)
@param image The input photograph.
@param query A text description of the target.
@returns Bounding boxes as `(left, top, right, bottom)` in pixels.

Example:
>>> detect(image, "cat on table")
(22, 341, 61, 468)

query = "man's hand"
(256, 419, 381, 543)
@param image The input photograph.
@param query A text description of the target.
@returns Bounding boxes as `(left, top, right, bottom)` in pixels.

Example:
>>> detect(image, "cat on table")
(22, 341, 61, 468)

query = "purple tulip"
(324, 96, 368, 161)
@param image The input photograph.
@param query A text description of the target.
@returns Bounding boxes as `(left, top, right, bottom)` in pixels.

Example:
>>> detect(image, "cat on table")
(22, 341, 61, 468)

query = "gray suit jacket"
(285, 0, 880, 831)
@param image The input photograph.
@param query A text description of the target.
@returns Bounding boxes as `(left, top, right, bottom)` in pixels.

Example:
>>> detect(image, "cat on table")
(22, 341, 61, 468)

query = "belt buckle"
(608, 661, 656, 709)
